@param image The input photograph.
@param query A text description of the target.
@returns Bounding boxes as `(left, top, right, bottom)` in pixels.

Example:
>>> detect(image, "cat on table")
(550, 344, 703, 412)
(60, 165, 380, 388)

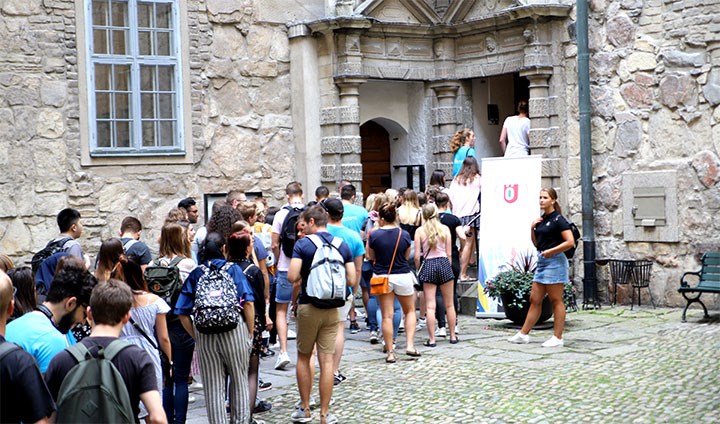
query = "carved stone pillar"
(521, 67, 560, 185)
(429, 80, 462, 177)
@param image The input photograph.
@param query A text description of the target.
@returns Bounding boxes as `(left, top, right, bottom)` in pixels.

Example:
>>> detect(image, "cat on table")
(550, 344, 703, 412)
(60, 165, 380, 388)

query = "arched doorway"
(360, 120, 391, 193)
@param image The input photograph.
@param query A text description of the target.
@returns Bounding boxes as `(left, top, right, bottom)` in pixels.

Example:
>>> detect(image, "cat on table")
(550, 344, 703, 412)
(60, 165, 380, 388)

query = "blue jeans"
(362, 262, 378, 331)
(163, 320, 195, 424)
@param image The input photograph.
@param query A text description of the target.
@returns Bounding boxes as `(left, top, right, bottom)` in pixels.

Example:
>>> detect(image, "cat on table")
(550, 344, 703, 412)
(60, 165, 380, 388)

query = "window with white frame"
(88, 0, 183, 155)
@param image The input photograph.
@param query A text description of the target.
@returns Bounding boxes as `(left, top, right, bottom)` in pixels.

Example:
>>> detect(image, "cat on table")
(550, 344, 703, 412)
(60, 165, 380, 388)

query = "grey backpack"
(194, 262, 241, 334)
(55, 340, 135, 424)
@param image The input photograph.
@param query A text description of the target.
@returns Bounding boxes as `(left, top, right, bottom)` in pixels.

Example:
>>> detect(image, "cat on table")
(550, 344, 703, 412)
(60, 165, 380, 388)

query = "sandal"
(385, 351, 397, 363)
(423, 340, 436, 348)
(449, 338, 460, 345)
(405, 349, 421, 357)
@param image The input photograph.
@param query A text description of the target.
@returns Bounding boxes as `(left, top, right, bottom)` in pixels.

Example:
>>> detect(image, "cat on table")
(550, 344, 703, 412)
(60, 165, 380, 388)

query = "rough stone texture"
(606, 14, 635, 48)
(658, 72, 696, 109)
(704, 68, 720, 106)
(614, 117, 642, 158)
(661, 50, 705, 68)
(620, 82, 653, 109)
(691, 151, 720, 188)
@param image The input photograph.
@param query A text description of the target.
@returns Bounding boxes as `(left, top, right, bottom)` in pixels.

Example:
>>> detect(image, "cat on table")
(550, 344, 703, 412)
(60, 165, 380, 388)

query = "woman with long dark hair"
(508, 188, 573, 347)
(118, 258, 172, 422)
(366, 203, 421, 363)
(95, 238, 125, 282)
(7, 267, 36, 320)
(448, 156, 482, 282)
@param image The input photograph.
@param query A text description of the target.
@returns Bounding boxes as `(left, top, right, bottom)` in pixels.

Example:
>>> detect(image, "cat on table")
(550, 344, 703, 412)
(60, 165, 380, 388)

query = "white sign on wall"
(476, 155, 542, 318)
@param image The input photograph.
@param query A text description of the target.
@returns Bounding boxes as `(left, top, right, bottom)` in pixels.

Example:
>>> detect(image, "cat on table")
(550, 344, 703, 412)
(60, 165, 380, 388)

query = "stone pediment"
(356, 0, 441, 24)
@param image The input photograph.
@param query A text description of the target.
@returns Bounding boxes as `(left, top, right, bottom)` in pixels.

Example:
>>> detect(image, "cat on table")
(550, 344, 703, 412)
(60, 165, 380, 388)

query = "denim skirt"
(534, 251, 569, 284)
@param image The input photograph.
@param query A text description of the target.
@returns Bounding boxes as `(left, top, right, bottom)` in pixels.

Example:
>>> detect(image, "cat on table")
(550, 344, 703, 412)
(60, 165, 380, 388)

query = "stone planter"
(500, 292, 553, 326)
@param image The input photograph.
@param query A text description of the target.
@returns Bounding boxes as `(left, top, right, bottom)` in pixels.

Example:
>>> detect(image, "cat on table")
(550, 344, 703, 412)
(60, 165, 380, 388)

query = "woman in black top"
(508, 188, 574, 348)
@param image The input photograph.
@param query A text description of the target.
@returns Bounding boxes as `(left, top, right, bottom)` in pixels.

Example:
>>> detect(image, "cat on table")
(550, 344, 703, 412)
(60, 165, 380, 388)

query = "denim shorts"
(274, 271, 293, 303)
(534, 251, 569, 284)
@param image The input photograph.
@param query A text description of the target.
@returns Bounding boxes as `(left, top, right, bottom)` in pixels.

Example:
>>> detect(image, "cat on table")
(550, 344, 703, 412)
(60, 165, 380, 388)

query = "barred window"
(87, 0, 183, 156)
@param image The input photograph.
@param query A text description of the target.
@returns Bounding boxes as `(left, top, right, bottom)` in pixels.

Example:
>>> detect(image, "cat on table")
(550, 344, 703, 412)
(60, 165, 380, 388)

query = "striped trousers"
(195, 322, 252, 424)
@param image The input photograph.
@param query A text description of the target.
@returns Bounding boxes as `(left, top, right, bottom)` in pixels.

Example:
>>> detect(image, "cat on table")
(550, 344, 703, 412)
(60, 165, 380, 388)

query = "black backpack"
(55, 340, 135, 424)
(194, 262, 242, 334)
(564, 221, 582, 259)
(279, 205, 305, 258)
(144, 257, 184, 308)
(31, 237, 72, 273)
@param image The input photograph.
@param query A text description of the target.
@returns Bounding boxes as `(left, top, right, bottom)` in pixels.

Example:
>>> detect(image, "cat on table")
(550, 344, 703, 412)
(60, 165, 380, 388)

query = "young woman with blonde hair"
(449, 128, 476, 177)
(414, 203, 458, 346)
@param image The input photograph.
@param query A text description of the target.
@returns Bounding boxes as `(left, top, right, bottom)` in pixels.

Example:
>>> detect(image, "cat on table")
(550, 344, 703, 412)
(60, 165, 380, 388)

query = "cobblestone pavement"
(187, 306, 720, 423)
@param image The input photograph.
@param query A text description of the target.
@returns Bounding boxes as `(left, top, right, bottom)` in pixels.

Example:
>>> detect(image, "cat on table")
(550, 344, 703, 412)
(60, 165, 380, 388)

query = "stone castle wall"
(0, 0, 297, 262)
(560, 0, 720, 307)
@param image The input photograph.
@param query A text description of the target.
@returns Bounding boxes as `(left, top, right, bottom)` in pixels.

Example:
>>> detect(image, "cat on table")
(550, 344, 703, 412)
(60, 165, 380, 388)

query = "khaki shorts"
(296, 304, 339, 355)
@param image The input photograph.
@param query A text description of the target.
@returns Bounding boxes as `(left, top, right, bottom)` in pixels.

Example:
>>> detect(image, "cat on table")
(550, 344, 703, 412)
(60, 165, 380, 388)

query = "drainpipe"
(577, 0, 599, 308)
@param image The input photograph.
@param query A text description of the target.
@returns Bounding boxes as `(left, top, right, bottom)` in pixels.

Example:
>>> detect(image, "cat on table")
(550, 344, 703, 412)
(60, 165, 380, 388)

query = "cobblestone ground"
(187, 306, 720, 423)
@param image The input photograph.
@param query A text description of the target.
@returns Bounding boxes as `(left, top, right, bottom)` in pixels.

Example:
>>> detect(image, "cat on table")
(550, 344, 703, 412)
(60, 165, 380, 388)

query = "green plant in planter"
(484, 250, 575, 310)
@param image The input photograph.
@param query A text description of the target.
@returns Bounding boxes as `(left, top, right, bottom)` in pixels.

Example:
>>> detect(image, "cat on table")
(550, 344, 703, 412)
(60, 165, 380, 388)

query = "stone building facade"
(0, 0, 718, 308)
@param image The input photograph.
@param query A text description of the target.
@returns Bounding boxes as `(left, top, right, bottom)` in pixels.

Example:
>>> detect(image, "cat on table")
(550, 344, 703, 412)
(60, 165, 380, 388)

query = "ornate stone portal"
(289, 0, 572, 194)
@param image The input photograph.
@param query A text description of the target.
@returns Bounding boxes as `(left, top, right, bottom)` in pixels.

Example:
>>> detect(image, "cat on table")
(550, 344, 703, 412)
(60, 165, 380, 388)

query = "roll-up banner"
(476, 155, 542, 318)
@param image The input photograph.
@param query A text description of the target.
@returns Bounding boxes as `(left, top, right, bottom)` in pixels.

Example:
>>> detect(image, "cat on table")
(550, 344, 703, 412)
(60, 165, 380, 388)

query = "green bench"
(679, 252, 720, 322)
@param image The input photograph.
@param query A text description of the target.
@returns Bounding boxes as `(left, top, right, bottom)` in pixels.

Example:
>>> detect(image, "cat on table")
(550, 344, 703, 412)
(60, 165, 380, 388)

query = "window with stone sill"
(87, 0, 183, 156)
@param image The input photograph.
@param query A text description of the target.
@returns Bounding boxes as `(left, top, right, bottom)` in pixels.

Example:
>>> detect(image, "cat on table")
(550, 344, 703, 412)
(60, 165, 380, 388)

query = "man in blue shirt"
(339, 184, 368, 235)
(6, 266, 97, 373)
(323, 198, 364, 386)
(288, 205, 355, 424)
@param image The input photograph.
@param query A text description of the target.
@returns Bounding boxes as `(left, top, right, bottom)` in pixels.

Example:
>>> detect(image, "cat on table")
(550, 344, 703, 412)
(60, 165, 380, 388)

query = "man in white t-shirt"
(271, 181, 305, 370)
(499, 100, 531, 157)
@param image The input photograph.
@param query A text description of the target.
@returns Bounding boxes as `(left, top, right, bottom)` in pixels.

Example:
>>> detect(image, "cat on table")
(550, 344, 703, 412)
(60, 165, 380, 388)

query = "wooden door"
(361, 121, 391, 194)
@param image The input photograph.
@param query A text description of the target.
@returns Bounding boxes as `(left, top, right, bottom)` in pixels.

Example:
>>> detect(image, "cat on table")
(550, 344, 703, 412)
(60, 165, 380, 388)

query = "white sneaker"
(188, 396, 196, 403)
(288, 329, 297, 340)
(295, 397, 317, 410)
(189, 381, 204, 392)
(416, 317, 426, 330)
(275, 351, 291, 370)
(435, 327, 447, 338)
(455, 323, 460, 335)
(507, 331, 530, 344)
(542, 335, 564, 348)
(290, 406, 312, 423)
(369, 331, 379, 344)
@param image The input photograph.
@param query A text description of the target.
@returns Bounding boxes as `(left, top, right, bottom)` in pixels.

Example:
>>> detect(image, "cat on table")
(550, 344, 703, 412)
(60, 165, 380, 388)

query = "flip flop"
(385, 351, 397, 363)
(423, 340, 436, 348)
(405, 349, 421, 357)
(449, 338, 460, 345)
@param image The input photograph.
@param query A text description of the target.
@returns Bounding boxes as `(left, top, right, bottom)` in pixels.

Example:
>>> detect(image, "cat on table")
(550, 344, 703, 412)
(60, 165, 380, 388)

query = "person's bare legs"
(276, 303, 289, 354)
(460, 228, 475, 279)
(545, 283, 566, 339)
(396, 293, 417, 352)
(295, 351, 313, 417)
(332, 321, 345, 376)
(422, 283, 437, 344)
(520, 282, 548, 335)
(439, 280, 457, 340)
(317, 351, 335, 422)
(378, 293, 395, 357)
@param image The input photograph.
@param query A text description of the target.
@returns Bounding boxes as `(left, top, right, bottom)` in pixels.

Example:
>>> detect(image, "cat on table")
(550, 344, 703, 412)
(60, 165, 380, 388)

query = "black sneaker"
(260, 348, 275, 358)
(333, 372, 347, 386)
(254, 400, 272, 414)
(349, 321, 360, 334)
(258, 379, 272, 392)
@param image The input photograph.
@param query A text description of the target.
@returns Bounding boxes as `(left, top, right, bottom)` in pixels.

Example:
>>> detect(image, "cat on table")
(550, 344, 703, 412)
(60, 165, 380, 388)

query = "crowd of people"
(0, 121, 575, 424)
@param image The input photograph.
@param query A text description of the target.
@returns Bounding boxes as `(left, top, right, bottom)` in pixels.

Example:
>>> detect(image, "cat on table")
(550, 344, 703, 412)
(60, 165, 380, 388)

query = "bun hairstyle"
(541, 187, 562, 215)
(378, 202, 397, 224)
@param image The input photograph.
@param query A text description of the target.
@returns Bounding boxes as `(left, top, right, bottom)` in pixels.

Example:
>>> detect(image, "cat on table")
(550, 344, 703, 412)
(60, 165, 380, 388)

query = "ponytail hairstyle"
(420, 203, 444, 250)
(377, 202, 397, 224)
(96, 238, 126, 282)
(449, 128, 474, 154)
(541, 187, 562, 215)
(200, 232, 226, 263)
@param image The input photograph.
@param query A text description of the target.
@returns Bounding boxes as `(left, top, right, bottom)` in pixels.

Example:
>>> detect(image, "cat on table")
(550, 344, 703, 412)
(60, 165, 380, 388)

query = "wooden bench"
(679, 252, 720, 322)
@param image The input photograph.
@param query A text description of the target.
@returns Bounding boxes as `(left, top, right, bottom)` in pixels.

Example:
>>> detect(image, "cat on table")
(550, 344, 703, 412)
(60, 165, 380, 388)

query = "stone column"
(429, 80, 462, 177)
(335, 76, 366, 194)
(289, 24, 322, 191)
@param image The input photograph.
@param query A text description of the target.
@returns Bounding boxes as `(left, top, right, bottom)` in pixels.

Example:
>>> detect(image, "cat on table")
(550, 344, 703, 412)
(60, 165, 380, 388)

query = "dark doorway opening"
(360, 120, 391, 193)
(513, 73, 530, 109)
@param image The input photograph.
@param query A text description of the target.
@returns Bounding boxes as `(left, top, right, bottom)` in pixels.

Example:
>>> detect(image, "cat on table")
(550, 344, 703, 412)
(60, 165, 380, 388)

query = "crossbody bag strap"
(386, 228, 402, 276)
(129, 316, 159, 351)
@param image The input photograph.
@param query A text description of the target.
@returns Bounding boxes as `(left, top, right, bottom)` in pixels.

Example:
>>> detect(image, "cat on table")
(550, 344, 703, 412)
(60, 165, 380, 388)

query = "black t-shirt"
(120, 238, 153, 265)
(534, 210, 571, 252)
(368, 228, 412, 275)
(237, 258, 266, 326)
(0, 337, 56, 423)
(45, 336, 157, 419)
(439, 211, 462, 261)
